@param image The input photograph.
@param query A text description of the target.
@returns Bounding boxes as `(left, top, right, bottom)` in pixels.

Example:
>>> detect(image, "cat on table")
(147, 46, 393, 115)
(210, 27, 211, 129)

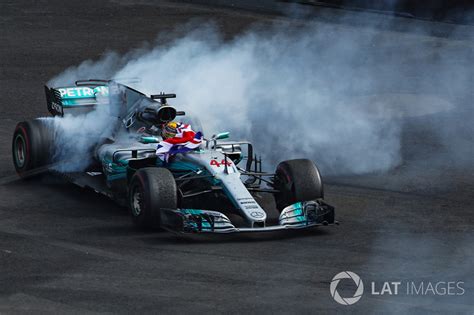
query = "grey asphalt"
(0, 1, 473, 313)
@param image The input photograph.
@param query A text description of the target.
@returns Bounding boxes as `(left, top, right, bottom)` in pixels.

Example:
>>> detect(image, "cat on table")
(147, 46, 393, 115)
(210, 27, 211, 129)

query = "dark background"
(297, 0, 474, 24)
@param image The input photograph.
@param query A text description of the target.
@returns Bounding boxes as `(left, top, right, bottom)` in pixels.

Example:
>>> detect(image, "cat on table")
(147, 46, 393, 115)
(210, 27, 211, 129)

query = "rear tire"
(274, 159, 324, 211)
(12, 119, 54, 178)
(128, 167, 177, 229)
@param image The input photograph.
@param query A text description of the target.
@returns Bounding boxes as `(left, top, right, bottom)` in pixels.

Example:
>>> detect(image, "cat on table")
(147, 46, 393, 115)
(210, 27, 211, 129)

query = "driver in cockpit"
(155, 121, 202, 162)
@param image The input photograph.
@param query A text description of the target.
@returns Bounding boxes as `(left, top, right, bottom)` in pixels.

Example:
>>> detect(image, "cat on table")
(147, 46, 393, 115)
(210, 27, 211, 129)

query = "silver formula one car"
(12, 79, 335, 234)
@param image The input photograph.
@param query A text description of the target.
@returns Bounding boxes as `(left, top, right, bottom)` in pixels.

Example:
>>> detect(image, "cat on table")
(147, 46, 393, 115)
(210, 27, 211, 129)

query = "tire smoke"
(48, 19, 473, 175)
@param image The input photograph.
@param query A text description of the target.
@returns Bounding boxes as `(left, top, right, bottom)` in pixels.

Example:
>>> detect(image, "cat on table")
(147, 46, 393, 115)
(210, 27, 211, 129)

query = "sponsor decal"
(57, 86, 109, 99)
(250, 211, 264, 218)
(51, 101, 62, 113)
(210, 159, 233, 167)
(245, 205, 259, 209)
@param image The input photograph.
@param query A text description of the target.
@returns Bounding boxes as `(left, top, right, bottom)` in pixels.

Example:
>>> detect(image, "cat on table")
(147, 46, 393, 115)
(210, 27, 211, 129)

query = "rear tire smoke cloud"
(49, 19, 472, 175)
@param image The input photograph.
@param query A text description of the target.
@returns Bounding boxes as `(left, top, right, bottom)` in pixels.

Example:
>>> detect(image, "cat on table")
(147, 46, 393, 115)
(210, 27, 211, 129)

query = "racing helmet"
(162, 121, 179, 139)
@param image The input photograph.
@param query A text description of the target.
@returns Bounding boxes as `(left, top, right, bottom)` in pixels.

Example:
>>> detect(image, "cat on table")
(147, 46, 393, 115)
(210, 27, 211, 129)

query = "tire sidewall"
(12, 125, 31, 173)
(12, 120, 53, 176)
(275, 159, 324, 211)
(128, 167, 177, 229)
(129, 172, 150, 227)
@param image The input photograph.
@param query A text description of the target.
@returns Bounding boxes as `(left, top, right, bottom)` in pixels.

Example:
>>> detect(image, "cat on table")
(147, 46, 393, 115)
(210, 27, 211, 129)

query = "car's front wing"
(160, 200, 336, 234)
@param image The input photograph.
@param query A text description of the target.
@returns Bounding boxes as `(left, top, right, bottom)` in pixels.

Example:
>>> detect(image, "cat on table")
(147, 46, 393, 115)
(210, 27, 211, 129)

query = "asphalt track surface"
(0, 1, 473, 313)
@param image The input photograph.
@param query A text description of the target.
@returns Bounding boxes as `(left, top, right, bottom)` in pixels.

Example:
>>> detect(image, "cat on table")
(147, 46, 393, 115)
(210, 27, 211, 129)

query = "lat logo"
(210, 159, 232, 167)
(330, 271, 364, 305)
(371, 281, 401, 295)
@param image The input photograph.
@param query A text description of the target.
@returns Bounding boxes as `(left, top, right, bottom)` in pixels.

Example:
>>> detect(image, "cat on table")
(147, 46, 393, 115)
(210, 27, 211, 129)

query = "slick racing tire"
(274, 159, 324, 211)
(128, 167, 177, 229)
(12, 119, 54, 178)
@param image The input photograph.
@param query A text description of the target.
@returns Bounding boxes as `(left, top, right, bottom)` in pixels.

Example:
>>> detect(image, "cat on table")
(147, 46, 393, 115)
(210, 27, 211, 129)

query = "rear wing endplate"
(45, 85, 64, 116)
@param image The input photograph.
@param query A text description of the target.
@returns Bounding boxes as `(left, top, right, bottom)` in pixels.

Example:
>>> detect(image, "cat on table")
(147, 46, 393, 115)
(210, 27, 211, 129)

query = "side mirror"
(140, 136, 160, 143)
(215, 132, 230, 140)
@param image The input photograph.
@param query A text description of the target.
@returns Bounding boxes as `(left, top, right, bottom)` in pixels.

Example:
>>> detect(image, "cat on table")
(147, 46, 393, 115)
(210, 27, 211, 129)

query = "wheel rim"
(131, 185, 143, 217)
(14, 134, 26, 168)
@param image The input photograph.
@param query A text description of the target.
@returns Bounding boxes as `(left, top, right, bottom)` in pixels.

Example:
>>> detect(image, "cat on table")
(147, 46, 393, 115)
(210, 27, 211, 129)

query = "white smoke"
(45, 97, 120, 172)
(47, 19, 473, 175)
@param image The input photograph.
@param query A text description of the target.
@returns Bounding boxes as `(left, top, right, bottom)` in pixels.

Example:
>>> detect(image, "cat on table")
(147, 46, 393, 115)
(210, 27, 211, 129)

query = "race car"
(12, 79, 335, 234)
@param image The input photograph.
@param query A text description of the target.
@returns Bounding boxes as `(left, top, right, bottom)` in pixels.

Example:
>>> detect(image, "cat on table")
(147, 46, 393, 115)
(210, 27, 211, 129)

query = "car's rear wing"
(45, 79, 183, 122)
(45, 84, 109, 116)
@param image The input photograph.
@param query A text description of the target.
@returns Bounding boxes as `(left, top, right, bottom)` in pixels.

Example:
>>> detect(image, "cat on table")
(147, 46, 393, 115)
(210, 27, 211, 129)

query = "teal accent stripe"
(107, 173, 127, 181)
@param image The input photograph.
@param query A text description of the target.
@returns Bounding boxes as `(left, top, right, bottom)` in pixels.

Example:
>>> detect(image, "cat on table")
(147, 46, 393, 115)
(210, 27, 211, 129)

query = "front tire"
(274, 159, 324, 211)
(128, 167, 177, 229)
(12, 119, 54, 178)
